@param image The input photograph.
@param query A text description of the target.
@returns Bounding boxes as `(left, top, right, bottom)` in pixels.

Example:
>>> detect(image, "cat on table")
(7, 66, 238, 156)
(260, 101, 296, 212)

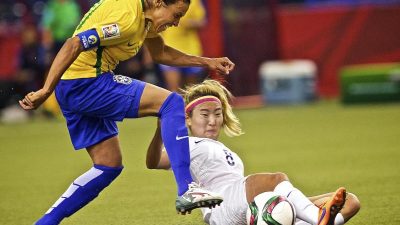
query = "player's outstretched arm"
(144, 35, 235, 76)
(19, 36, 83, 110)
(146, 119, 171, 170)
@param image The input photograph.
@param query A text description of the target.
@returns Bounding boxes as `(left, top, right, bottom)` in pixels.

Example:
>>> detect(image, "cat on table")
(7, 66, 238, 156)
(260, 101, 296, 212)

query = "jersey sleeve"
(75, 3, 138, 48)
(92, 10, 136, 47)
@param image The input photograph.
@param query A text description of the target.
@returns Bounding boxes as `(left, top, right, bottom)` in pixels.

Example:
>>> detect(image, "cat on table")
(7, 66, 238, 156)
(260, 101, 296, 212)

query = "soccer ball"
(246, 191, 296, 225)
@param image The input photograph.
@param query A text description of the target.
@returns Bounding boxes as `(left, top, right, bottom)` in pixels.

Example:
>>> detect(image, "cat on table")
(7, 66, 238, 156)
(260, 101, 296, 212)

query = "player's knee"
(158, 92, 185, 117)
(273, 172, 289, 183)
(94, 155, 123, 167)
(168, 92, 184, 108)
(347, 192, 361, 215)
(263, 172, 289, 187)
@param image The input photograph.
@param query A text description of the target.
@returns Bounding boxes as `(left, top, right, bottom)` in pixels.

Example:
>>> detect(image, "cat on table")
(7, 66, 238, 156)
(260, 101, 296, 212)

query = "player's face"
(187, 101, 224, 140)
(151, 0, 188, 33)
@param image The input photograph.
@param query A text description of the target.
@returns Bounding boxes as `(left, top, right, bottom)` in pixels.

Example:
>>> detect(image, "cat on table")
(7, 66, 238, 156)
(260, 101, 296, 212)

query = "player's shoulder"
(188, 137, 225, 160)
(97, 0, 140, 19)
(101, 0, 137, 8)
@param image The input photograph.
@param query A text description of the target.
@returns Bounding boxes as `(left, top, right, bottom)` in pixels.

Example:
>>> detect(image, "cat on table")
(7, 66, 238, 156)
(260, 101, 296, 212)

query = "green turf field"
(1, 101, 399, 225)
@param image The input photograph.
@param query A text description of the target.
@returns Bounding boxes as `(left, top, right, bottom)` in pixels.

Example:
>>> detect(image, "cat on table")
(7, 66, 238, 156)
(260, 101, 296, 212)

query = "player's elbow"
(64, 36, 84, 56)
(146, 160, 159, 169)
(150, 53, 165, 64)
(146, 163, 156, 169)
(146, 158, 170, 170)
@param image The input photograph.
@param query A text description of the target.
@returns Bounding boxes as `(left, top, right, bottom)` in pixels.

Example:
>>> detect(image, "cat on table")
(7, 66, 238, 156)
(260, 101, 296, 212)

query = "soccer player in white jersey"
(146, 80, 360, 225)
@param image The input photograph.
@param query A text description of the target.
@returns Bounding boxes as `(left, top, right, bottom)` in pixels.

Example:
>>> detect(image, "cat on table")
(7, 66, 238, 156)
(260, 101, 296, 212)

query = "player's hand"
(19, 89, 51, 110)
(207, 57, 235, 75)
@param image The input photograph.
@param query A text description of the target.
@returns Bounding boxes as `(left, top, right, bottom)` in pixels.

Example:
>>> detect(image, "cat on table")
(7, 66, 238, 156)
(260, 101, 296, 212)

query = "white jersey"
(188, 137, 248, 225)
(188, 137, 245, 192)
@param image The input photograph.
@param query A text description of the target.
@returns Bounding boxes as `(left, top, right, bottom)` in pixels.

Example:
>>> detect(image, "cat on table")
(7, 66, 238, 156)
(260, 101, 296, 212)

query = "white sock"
(295, 219, 311, 225)
(294, 213, 344, 225)
(274, 181, 319, 224)
(334, 213, 345, 225)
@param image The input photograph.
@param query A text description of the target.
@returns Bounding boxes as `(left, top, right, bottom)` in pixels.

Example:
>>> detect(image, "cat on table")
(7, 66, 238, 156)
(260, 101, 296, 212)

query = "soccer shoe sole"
(317, 187, 346, 225)
(176, 198, 223, 215)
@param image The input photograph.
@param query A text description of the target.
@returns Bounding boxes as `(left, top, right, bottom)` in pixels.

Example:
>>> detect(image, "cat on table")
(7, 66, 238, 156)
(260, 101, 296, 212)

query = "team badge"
(113, 75, 133, 85)
(102, 24, 120, 39)
(88, 35, 98, 45)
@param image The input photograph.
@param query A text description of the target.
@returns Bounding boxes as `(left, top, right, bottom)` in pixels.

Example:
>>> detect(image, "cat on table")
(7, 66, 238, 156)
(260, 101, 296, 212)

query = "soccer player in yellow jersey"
(19, 0, 234, 224)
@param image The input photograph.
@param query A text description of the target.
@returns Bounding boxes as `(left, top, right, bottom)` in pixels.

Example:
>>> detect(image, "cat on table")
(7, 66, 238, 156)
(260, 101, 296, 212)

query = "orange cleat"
(317, 187, 347, 225)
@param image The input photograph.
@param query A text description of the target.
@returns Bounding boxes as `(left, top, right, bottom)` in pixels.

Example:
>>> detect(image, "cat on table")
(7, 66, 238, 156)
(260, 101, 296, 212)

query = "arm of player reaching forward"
(146, 119, 171, 170)
(144, 35, 234, 76)
(19, 36, 83, 110)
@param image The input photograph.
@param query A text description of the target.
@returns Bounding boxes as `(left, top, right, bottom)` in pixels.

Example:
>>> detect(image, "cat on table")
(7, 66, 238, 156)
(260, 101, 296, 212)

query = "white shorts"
(203, 177, 249, 225)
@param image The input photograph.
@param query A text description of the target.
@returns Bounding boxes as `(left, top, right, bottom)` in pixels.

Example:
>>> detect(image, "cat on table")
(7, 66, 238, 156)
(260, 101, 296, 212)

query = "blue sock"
(158, 92, 193, 196)
(35, 164, 123, 225)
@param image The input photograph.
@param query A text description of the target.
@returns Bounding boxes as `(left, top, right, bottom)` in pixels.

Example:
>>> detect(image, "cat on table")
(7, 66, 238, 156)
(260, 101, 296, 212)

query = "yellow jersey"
(161, 0, 205, 56)
(62, 0, 156, 79)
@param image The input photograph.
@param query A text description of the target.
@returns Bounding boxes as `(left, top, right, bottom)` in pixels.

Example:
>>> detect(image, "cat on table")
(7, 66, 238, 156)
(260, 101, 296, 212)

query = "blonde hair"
(182, 79, 243, 137)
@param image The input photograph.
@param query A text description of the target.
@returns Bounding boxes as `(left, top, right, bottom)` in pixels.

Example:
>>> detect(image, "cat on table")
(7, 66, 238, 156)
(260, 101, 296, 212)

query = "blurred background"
(1, 0, 400, 121)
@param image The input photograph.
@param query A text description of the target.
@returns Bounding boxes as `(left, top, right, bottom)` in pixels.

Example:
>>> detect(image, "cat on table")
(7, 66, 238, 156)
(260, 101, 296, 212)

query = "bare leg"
(87, 135, 122, 167)
(245, 172, 289, 203)
(138, 82, 171, 117)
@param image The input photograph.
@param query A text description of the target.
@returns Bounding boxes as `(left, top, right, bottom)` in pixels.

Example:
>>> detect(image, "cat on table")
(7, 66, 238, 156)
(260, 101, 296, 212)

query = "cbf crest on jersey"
(113, 75, 133, 85)
(102, 24, 120, 39)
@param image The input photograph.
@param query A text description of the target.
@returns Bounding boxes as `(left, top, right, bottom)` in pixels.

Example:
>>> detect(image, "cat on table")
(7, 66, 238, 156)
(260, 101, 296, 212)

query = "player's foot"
(317, 187, 346, 225)
(175, 182, 223, 215)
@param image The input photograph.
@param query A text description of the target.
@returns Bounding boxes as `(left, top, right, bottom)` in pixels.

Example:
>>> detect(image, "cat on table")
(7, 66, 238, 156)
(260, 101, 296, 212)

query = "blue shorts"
(55, 72, 146, 150)
(159, 64, 203, 76)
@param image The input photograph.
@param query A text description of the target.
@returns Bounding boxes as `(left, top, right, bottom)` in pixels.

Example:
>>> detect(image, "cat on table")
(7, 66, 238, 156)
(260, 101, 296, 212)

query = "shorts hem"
(124, 80, 146, 118)
(73, 132, 119, 150)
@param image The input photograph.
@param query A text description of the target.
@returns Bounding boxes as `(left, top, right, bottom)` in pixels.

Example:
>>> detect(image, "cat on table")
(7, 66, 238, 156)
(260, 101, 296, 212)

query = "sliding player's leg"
(245, 173, 346, 225)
